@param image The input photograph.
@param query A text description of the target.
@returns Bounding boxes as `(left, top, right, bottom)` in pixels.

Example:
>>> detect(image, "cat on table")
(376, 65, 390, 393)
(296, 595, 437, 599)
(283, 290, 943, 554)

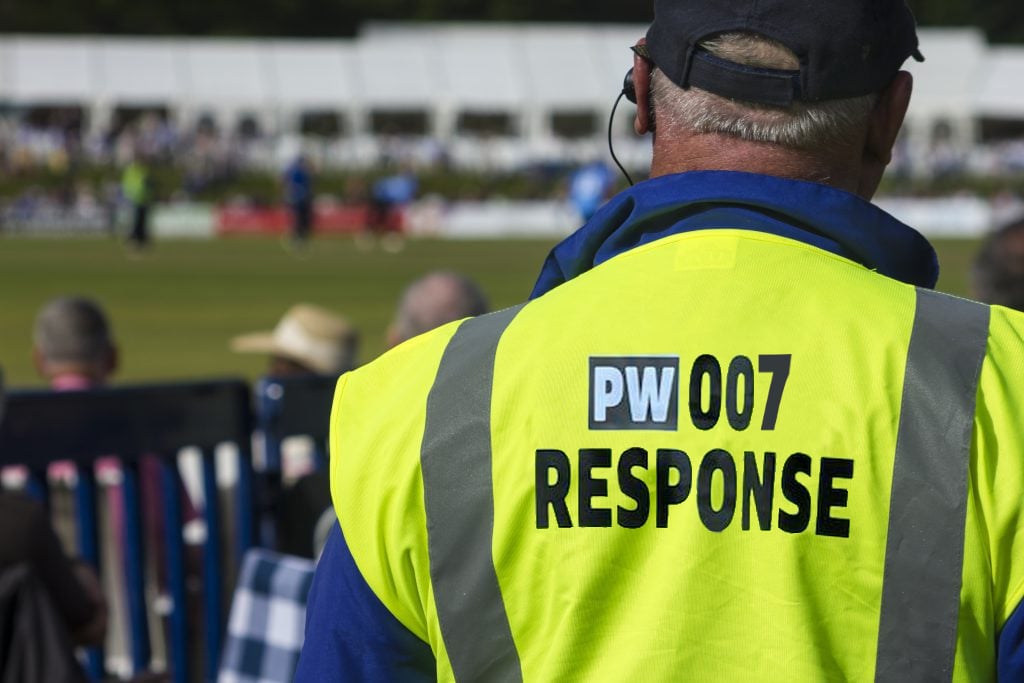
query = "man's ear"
(633, 49, 655, 135)
(865, 71, 913, 167)
(857, 70, 912, 198)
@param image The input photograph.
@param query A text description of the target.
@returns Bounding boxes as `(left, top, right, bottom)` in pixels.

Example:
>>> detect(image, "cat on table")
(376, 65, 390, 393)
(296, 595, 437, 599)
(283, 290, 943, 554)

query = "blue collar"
(530, 170, 939, 299)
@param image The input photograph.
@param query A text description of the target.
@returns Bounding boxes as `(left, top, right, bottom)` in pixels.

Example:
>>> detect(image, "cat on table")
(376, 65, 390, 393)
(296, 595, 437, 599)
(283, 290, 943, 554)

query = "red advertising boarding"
(216, 204, 405, 236)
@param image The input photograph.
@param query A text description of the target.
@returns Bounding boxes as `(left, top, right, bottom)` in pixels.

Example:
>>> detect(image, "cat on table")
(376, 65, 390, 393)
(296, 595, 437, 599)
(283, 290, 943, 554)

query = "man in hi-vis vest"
(297, 2, 1024, 680)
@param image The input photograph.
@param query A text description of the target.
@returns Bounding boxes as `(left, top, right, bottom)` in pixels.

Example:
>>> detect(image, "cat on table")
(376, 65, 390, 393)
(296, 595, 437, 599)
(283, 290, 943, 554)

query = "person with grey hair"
(972, 217, 1024, 311)
(1, 303, 111, 678)
(387, 271, 489, 348)
(306, 274, 488, 557)
(33, 296, 118, 389)
(299, 2, 1024, 680)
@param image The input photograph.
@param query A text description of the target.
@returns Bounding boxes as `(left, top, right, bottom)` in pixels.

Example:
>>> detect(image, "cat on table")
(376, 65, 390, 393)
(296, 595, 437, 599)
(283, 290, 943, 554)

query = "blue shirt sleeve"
(999, 597, 1024, 682)
(295, 523, 436, 682)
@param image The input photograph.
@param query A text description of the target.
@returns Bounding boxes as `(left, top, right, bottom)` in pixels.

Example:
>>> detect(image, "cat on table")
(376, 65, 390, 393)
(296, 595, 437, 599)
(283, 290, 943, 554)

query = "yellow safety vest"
(330, 229, 1024, 681)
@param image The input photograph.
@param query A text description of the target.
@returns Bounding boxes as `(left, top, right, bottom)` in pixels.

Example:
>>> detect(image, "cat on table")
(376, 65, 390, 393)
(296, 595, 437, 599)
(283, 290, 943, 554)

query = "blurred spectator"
(304, 273, 489, 558)
(33, 296, 118, 389)
(283, 155, 314, 248)
(26, 295, 118, 499)
(972, 217, 1024, 310)
(387, 271, 490, 347)
(31, 295, 118, 491)
(568, 160, 615, 221)
(0, 491, 108, 682)
(31, 297, 200, 676)
(29, 296, 134, 669)
(232, 305, 359, 558)
(230, 304, 358, 377)
(320, 272, 486, 552)
(365, 168, 418, 252)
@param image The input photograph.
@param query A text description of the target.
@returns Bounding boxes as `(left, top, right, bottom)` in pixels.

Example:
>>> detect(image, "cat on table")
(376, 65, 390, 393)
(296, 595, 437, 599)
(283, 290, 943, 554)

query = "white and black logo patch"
(589, 356, 679, 430)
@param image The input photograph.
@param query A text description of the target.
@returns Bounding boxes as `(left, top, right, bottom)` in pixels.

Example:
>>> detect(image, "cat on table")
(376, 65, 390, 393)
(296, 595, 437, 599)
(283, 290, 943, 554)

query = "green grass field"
(0, 236, 980, 388)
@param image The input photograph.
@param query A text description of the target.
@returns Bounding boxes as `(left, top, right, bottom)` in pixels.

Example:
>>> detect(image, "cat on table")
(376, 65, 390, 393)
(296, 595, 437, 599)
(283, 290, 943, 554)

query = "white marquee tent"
(976, 47, 1024, 121)
(95, 39, 181, 109)
(0, 25, 1021, 155)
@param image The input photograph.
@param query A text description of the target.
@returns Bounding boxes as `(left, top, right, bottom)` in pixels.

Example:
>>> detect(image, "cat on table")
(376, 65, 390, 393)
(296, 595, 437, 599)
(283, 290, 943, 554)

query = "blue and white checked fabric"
(218, 548, 316, 683)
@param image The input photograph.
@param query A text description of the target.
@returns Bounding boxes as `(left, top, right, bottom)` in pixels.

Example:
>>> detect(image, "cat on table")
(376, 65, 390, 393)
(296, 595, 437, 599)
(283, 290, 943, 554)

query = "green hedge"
(0, 163, 589, 204)
(2, 163, 1023, 204)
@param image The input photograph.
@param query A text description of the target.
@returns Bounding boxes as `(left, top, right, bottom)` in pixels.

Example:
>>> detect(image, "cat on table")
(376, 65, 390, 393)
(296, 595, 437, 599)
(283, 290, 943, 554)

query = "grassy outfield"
(0, 236, 980, 388)
(0, 236, 557, 387)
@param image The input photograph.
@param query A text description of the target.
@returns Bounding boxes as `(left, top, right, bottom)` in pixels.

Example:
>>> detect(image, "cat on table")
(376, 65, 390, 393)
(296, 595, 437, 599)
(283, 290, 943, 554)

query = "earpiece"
(609, 68, 638, 186)
(623, 68, 638, 105)
(610, 48, 653, 186)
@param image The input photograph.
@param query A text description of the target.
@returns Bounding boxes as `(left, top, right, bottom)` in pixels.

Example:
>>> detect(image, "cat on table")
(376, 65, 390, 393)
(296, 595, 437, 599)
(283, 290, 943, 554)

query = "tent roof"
(976, 48, 1024, 120)
(0, 26, 1020, 127)
(3, 37, 97, 104)
(432, 27, 528, 109)
(904, 28, 987, 119)
(354, 36, 440, 109)
(96, 39, 180, 106)
(265, 41, 357, 108)
(519, 27, 606, 108)
(182, 41, 270, 107)
(360, 23, 647, 110)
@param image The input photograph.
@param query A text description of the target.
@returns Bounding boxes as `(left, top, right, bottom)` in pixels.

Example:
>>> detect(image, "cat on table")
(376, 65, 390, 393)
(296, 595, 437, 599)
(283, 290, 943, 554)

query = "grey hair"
(651, 32, 878, 149)
(972, 218, 1024, 311)
(393, 271, 489, 345)
(33, 296, 114, 365)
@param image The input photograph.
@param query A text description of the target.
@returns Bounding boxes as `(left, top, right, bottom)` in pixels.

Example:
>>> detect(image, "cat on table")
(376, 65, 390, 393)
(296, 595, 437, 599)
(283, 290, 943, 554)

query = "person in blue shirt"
(283, 155, 314, 247)
(365, 169, 418, 252)
(568, 161, 616, 222)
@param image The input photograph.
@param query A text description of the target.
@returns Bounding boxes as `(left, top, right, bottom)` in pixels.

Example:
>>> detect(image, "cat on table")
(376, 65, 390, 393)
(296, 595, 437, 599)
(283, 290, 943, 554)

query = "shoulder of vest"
(989, 301, 1024, 329)
(379, 319, 465, 369)
(980, 302, 1024, 377)
(335, 319, 465, 410)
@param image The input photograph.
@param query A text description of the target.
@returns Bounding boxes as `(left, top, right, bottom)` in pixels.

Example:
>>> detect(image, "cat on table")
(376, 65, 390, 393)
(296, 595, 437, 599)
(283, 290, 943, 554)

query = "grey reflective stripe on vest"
(875, 288, 990, 682)
(421, 305, 525, 682)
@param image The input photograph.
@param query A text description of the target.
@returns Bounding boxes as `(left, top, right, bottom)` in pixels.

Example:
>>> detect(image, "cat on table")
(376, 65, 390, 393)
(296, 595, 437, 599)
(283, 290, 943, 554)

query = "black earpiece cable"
(608, 90, 634, 187)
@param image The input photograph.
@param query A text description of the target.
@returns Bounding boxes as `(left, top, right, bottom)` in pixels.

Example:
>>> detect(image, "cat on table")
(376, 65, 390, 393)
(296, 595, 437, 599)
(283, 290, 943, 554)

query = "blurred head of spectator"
(231, 304, 359, 377)
(972, 217, 1024, 311)
(388, 271, 489, 348)
(32, 296, 118, 389)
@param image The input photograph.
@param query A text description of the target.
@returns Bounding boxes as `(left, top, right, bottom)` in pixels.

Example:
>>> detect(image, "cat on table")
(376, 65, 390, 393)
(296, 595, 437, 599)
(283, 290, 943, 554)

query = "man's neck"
(650, 132, 865, 197)
(45, 365, 106, 390)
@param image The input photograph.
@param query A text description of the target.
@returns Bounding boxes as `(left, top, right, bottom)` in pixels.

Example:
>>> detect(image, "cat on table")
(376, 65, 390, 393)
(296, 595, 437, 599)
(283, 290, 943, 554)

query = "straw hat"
(230, 304, 358, 375)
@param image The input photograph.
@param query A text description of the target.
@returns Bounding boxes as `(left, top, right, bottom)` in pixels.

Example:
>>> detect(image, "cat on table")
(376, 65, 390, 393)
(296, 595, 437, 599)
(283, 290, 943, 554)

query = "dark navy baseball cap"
(644, 0, 924, 107)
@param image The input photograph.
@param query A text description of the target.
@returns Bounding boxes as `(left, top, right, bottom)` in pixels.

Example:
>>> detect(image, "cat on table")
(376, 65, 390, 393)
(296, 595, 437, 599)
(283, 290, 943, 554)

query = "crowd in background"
(5, 111, 1024, 232)
(0, 113, 251, 180)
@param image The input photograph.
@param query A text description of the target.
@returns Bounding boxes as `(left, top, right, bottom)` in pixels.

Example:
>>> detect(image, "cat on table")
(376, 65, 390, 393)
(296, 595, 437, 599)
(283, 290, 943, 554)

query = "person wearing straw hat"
(231, 304, 359, 378)
(232, 304, 359, 561)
